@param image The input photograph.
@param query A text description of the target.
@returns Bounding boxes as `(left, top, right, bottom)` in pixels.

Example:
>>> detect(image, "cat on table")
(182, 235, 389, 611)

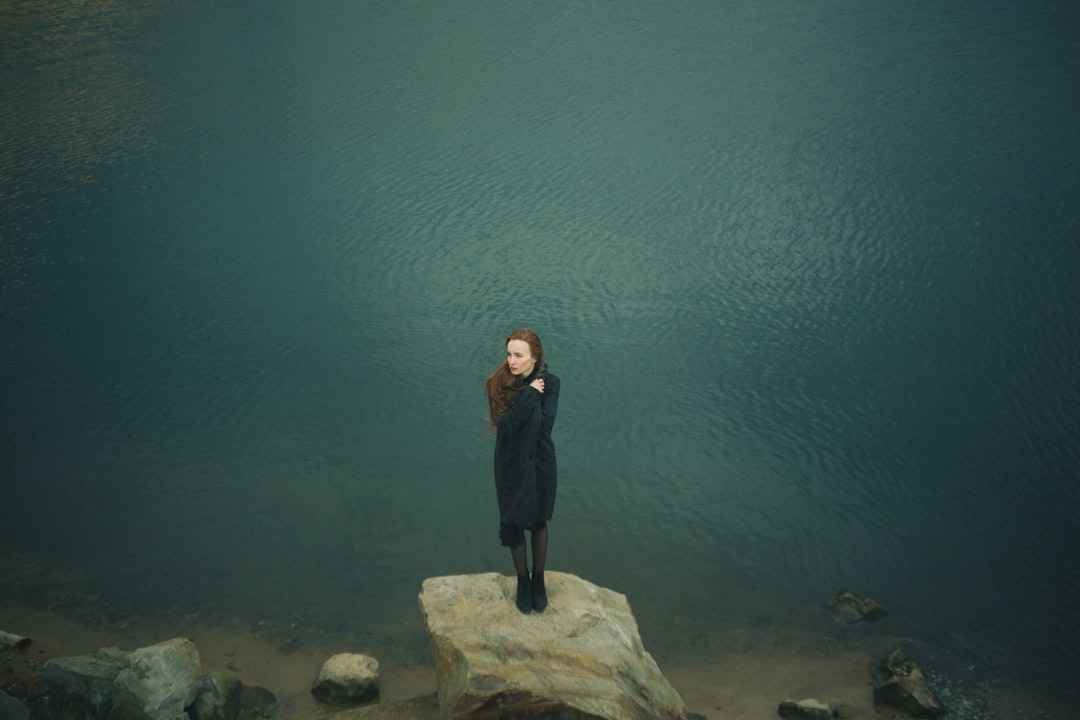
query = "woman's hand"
(530, 378, 545, 393)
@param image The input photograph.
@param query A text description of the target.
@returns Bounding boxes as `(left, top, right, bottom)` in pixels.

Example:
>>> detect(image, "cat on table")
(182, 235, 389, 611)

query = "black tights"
(510, 523, 548, 577)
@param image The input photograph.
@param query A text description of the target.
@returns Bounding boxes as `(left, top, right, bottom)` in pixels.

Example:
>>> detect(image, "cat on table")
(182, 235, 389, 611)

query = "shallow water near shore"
(2, 1, 1079, 717)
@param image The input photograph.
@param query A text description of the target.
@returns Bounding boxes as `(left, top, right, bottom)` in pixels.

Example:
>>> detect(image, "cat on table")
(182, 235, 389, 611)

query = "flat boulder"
(418, 572, 686, 720)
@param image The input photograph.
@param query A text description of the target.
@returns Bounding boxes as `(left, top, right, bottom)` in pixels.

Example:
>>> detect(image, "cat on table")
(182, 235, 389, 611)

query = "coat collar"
(515, 362, 547, 386)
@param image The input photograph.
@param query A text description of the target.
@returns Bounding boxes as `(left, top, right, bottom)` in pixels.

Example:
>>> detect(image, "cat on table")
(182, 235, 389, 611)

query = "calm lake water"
(2, 0, 1079, 705)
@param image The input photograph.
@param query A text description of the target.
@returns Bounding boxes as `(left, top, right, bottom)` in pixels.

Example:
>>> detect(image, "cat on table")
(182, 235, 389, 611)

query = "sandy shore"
(0, 599, 872, 718)
(0, 550, 1071, 720)
(2, 596, 1072, 720)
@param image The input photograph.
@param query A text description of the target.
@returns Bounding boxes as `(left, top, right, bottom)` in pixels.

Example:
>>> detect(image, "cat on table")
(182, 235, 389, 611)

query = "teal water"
(3, 0, 1079, 703)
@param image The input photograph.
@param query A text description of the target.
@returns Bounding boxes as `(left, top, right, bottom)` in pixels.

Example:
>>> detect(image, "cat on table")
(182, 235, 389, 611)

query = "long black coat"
(493, 366, 560, 532)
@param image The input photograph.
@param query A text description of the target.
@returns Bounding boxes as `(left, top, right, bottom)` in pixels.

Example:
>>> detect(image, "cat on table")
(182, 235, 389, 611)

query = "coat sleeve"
(497, 387, 541, 433)
(539, 374, 560, 436)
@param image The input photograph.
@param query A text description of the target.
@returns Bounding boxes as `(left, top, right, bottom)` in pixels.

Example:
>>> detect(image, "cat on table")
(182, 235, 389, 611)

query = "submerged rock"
(418, 571, 686, 720)
(825, 589, 888, 623)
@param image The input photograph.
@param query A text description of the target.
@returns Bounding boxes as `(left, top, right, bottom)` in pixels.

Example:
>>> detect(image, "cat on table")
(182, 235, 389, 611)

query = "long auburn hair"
(485, 328, 546, 433)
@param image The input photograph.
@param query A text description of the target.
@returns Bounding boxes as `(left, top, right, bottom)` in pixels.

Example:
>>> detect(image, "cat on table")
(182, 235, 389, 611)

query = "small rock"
(778, 698, 832, 719)
(825, 589, 888, 623)
(873, 648, 945, 718)
(857, 598, 887, 621)
(0, 631, 31, 650)
(311, 653, 380, 705)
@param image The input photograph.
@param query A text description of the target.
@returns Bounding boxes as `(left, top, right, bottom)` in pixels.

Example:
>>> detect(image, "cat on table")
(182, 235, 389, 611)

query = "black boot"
(515, 573, 533, 614)
(532, 570, 547, 613)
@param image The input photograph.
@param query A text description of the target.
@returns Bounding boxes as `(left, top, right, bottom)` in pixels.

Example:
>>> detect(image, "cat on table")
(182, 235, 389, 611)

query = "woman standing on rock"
(485, 328, 560, 614)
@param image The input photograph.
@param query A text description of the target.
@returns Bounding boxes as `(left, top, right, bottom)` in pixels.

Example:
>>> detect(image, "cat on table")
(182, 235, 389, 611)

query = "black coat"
(493, 365, 560, 531)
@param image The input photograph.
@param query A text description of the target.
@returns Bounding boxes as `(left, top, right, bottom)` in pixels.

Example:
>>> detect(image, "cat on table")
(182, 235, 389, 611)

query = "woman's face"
(506, 339, 537, 377)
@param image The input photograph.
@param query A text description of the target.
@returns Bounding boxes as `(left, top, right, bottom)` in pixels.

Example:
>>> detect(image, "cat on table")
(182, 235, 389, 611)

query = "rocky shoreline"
(1, 577, 1070, 720)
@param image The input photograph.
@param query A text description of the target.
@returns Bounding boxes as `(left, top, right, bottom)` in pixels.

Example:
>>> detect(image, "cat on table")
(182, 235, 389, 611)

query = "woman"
(485, 328, 560, 614)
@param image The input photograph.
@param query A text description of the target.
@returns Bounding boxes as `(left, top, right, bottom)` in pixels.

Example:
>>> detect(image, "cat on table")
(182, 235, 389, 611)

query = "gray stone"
(110, 637, 202, 720)
(0, 689, 31, 720)
(824, 589, 887, 623)
(777, 698, 833, 720)
(312, 653, 380, 705)
(873, 648, 945, 718)
(418, 572, 686, 720)
(191, 671, 242, 720)
(0, 630, 31, 650)
(41, 646, 132, 715)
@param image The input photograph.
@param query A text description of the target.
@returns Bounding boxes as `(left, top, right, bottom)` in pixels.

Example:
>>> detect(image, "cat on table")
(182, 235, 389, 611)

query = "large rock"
(41, 646, 132, 716)
(110, 637, 203, 720)
(418, 572, 686, 720)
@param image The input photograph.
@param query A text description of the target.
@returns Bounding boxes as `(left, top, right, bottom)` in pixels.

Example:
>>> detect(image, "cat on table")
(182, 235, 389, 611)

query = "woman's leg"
(531, 523, 549, 612)
(510, 541, 532, 613)
(510, 542, 529, 577)
(531, 523, 548, 574)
